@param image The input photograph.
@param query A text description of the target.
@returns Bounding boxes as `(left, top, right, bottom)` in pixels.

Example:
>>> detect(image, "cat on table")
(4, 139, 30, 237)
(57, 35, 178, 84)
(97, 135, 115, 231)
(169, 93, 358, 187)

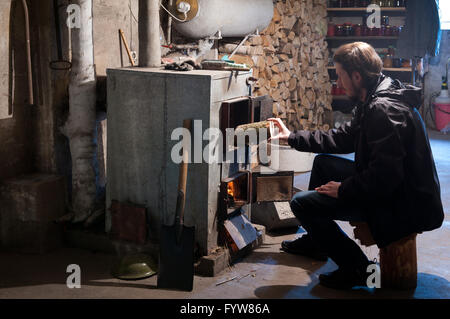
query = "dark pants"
(290, 154, 370, 270)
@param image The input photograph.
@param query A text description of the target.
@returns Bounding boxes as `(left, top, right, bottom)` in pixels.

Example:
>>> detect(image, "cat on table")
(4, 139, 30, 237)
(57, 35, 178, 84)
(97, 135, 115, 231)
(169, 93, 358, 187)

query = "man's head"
(333, 42, 383, 102)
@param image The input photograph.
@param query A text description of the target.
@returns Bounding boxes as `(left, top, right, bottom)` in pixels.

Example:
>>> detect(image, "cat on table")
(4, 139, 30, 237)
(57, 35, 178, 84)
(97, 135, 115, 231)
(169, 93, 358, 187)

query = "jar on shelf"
(335, 25, 344, 36)
(344, 25, 353, 36)
(381, 16, 389, 26)
(361, 24, 369, 36)
(331, 81, 338, 95)
(354, 24, 362, 36)
(393, 58, 403, 68)
(328, 23, 336, 36)
(388, 45, 396, 55)
(330, 0, 340, 7)
(359, 0, 370, 6)
(384, 54, 393, 68)
(385, 25, 393, 36)
(392, 26, 399, 36)
(385, 0, 394, 7)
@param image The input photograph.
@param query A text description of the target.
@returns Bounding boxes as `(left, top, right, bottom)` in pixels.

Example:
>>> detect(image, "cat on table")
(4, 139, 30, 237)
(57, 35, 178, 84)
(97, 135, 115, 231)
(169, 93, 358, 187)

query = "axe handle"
(175, 119, 192, 236)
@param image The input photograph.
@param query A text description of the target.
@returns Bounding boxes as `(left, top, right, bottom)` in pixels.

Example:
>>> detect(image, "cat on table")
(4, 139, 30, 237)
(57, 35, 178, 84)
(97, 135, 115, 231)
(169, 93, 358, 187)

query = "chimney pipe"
(139, 0, 161, 67)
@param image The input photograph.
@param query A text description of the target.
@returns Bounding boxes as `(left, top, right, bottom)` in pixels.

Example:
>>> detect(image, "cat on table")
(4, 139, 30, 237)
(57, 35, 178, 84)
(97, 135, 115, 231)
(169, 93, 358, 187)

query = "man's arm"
(287, 119, 357, 154)
(268, 112, 359, 154)
(338, 103, 407, 202)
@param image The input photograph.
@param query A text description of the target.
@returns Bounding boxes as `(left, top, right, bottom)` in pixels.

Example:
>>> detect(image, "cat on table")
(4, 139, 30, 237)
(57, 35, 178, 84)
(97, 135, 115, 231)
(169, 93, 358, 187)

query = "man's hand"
(315, 181, 341, 199)
(268, 118, 292, 144)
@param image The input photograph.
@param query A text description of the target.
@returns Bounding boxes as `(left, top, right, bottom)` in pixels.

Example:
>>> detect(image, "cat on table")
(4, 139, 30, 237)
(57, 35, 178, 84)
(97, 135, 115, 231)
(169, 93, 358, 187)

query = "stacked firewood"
(219, 0, 332, 131)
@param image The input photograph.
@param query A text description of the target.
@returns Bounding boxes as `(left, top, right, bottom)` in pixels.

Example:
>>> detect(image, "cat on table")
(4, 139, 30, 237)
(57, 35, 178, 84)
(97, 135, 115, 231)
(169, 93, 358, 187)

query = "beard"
(348, 81, 364, 104)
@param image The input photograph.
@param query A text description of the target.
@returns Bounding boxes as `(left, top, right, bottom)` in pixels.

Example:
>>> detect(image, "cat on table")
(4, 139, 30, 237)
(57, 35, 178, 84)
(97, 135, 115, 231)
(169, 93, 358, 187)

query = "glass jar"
(359, 0, 370, 7)
(328, 23, 336, 36)
(384, 54, 393, 68)
(385, 25, 393, 36)
(335, 25, 344, 36)
(361, 24, 369, 36)
(388, 45, 396, 55)
(393, 58, 403, 68)
(385, 0, 394, 7)
(381, 16, 389, 26)
(354, 24, 362, 36)
(392, 26, 399, 36)
(344, 25, 353, 36)
(330, 0, 340, 7)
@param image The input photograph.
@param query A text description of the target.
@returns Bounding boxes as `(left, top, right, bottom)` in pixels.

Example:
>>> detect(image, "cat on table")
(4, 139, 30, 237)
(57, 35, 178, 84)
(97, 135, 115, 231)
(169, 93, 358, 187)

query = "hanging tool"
(49, 0, 72, 71)
(119, 29, 136, 67)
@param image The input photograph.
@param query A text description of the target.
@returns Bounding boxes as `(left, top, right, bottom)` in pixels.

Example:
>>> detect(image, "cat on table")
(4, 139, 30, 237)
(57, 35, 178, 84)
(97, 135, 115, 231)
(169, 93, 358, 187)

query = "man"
(268, 42, 444, 290)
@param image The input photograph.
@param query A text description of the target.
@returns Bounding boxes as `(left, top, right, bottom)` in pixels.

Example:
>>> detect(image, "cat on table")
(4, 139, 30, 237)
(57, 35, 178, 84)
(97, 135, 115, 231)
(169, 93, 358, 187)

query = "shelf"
(327, 66, 412, 72)
(327, 7, 406, 12)
(326, 36, 399, 40)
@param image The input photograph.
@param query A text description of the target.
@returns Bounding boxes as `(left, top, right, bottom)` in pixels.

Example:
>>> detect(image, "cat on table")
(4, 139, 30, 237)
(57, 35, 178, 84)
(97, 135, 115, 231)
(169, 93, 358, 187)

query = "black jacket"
(288, 75, 444, 248)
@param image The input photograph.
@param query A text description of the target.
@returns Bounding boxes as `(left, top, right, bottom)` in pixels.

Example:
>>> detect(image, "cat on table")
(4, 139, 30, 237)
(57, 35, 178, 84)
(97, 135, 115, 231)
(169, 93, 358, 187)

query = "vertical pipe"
(21, 0, 34, 105)
(167, 0, 173, 44)
(139, 0, 161, 67)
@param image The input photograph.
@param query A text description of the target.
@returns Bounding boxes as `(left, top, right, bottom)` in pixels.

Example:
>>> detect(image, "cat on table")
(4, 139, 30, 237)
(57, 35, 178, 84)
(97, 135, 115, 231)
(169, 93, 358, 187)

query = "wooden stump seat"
(350, 222, 418, 290)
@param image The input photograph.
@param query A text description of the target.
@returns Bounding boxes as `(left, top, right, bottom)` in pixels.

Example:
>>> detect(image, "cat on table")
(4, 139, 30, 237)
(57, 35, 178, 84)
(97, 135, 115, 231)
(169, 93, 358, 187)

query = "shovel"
(157, 119, 195, 291)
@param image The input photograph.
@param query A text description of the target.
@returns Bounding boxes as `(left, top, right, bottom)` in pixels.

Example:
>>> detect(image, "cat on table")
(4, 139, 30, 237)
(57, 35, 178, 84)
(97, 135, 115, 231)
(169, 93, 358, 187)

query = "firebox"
(106, 67, 295, 260)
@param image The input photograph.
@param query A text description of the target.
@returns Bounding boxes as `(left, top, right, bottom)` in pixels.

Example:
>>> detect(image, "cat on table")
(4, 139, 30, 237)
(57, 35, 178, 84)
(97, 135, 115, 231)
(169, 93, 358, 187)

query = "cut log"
(380, 234, 418, 290)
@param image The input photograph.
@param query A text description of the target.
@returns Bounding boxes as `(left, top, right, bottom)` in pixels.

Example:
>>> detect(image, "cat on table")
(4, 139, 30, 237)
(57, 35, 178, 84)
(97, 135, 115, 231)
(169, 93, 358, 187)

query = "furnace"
(106, 67, 294, 272)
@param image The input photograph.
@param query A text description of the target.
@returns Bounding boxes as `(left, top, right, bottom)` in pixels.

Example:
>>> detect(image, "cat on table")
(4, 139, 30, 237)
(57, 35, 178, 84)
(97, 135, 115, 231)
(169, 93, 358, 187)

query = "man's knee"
(290, 191, 316, 221)
(312, 154, 332, 171)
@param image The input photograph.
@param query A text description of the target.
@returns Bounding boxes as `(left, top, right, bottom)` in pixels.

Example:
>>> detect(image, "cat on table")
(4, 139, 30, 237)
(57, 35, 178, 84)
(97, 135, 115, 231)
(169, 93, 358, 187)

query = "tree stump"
(380, 234, 418, 290)
(350, 222, 418, 290)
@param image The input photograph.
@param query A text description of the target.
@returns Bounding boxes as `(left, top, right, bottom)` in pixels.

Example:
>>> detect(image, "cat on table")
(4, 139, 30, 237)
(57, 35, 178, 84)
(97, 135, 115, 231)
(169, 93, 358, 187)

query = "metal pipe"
(167, 0, 173, 44)
(21, 0, 34, 105)
(139, 0, 161, 67)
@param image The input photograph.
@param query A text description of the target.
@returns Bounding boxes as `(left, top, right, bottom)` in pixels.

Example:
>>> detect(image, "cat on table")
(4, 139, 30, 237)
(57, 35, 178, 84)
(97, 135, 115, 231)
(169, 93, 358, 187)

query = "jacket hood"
(369, 74, 422, 109)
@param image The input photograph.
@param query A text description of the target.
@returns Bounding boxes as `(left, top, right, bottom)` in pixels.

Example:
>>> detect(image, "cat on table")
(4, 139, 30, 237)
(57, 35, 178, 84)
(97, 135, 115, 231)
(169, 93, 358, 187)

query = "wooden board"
(0, 0, 11, 119)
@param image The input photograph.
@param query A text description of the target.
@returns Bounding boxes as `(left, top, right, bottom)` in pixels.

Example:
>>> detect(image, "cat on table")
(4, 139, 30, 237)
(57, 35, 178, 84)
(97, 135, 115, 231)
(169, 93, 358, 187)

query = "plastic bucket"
(434, 103, 450, 131)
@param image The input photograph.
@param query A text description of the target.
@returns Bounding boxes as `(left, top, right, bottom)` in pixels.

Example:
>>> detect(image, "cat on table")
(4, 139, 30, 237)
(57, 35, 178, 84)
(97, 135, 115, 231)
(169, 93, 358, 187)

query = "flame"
(227, 182, 235, 198)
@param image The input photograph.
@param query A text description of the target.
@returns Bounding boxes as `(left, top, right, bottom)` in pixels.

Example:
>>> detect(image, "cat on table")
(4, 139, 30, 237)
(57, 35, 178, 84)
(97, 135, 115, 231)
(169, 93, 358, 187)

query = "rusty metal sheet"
(223, 213, 257, 251)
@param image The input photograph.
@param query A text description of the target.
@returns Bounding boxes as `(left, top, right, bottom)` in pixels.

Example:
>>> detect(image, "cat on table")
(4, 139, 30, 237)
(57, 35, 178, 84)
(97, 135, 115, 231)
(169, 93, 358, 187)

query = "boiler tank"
(172, 0, 274, 39)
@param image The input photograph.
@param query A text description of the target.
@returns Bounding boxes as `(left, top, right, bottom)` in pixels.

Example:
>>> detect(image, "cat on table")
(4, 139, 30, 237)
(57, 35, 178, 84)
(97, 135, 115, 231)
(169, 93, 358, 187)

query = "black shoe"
(319, 262, 376, 290)
(281, 235, 328, 261)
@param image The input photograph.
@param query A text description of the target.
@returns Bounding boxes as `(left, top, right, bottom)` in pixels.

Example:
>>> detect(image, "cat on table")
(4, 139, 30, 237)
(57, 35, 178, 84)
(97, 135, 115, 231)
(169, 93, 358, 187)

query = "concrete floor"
(0, 129, 449, 299)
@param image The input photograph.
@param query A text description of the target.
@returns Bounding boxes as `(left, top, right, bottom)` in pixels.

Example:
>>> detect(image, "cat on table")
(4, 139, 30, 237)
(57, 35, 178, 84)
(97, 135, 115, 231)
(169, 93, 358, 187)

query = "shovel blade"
(157, 224, 195, 291)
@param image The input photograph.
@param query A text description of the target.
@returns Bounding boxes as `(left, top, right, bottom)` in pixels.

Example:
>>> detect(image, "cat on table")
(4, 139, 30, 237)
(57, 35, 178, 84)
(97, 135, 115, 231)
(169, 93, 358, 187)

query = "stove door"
(251, 95, 273, 123)
(251, 170, 294, 203)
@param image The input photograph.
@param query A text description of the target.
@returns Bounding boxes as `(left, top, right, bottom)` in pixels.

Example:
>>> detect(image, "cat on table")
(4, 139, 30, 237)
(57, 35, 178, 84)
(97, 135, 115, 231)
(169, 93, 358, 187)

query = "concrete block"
(0, 174, 66, 253)
(251, 201, 300, 231)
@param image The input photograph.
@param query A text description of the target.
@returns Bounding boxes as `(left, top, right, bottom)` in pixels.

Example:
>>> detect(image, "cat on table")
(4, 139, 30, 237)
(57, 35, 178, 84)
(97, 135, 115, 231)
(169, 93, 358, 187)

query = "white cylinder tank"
(173, 0, 274, 39)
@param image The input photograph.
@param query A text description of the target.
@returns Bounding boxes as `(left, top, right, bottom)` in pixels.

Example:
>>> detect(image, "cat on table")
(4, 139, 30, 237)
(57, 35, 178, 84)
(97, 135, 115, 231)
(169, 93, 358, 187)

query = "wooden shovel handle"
(175, 119, 192, 226)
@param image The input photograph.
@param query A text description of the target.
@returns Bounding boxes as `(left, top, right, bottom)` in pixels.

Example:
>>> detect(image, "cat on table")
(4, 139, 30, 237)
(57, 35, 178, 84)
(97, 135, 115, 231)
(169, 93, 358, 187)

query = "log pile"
(219, 0, 332, 131)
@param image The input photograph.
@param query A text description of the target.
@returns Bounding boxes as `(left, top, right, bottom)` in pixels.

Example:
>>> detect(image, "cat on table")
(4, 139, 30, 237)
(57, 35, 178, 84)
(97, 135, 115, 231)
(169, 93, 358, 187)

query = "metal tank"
(171, 0, 274, 39)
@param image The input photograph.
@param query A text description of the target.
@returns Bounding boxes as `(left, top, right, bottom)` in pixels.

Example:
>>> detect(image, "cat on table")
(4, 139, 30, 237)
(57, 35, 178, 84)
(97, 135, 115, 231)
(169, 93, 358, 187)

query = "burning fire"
(227, 182, 235, 198)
